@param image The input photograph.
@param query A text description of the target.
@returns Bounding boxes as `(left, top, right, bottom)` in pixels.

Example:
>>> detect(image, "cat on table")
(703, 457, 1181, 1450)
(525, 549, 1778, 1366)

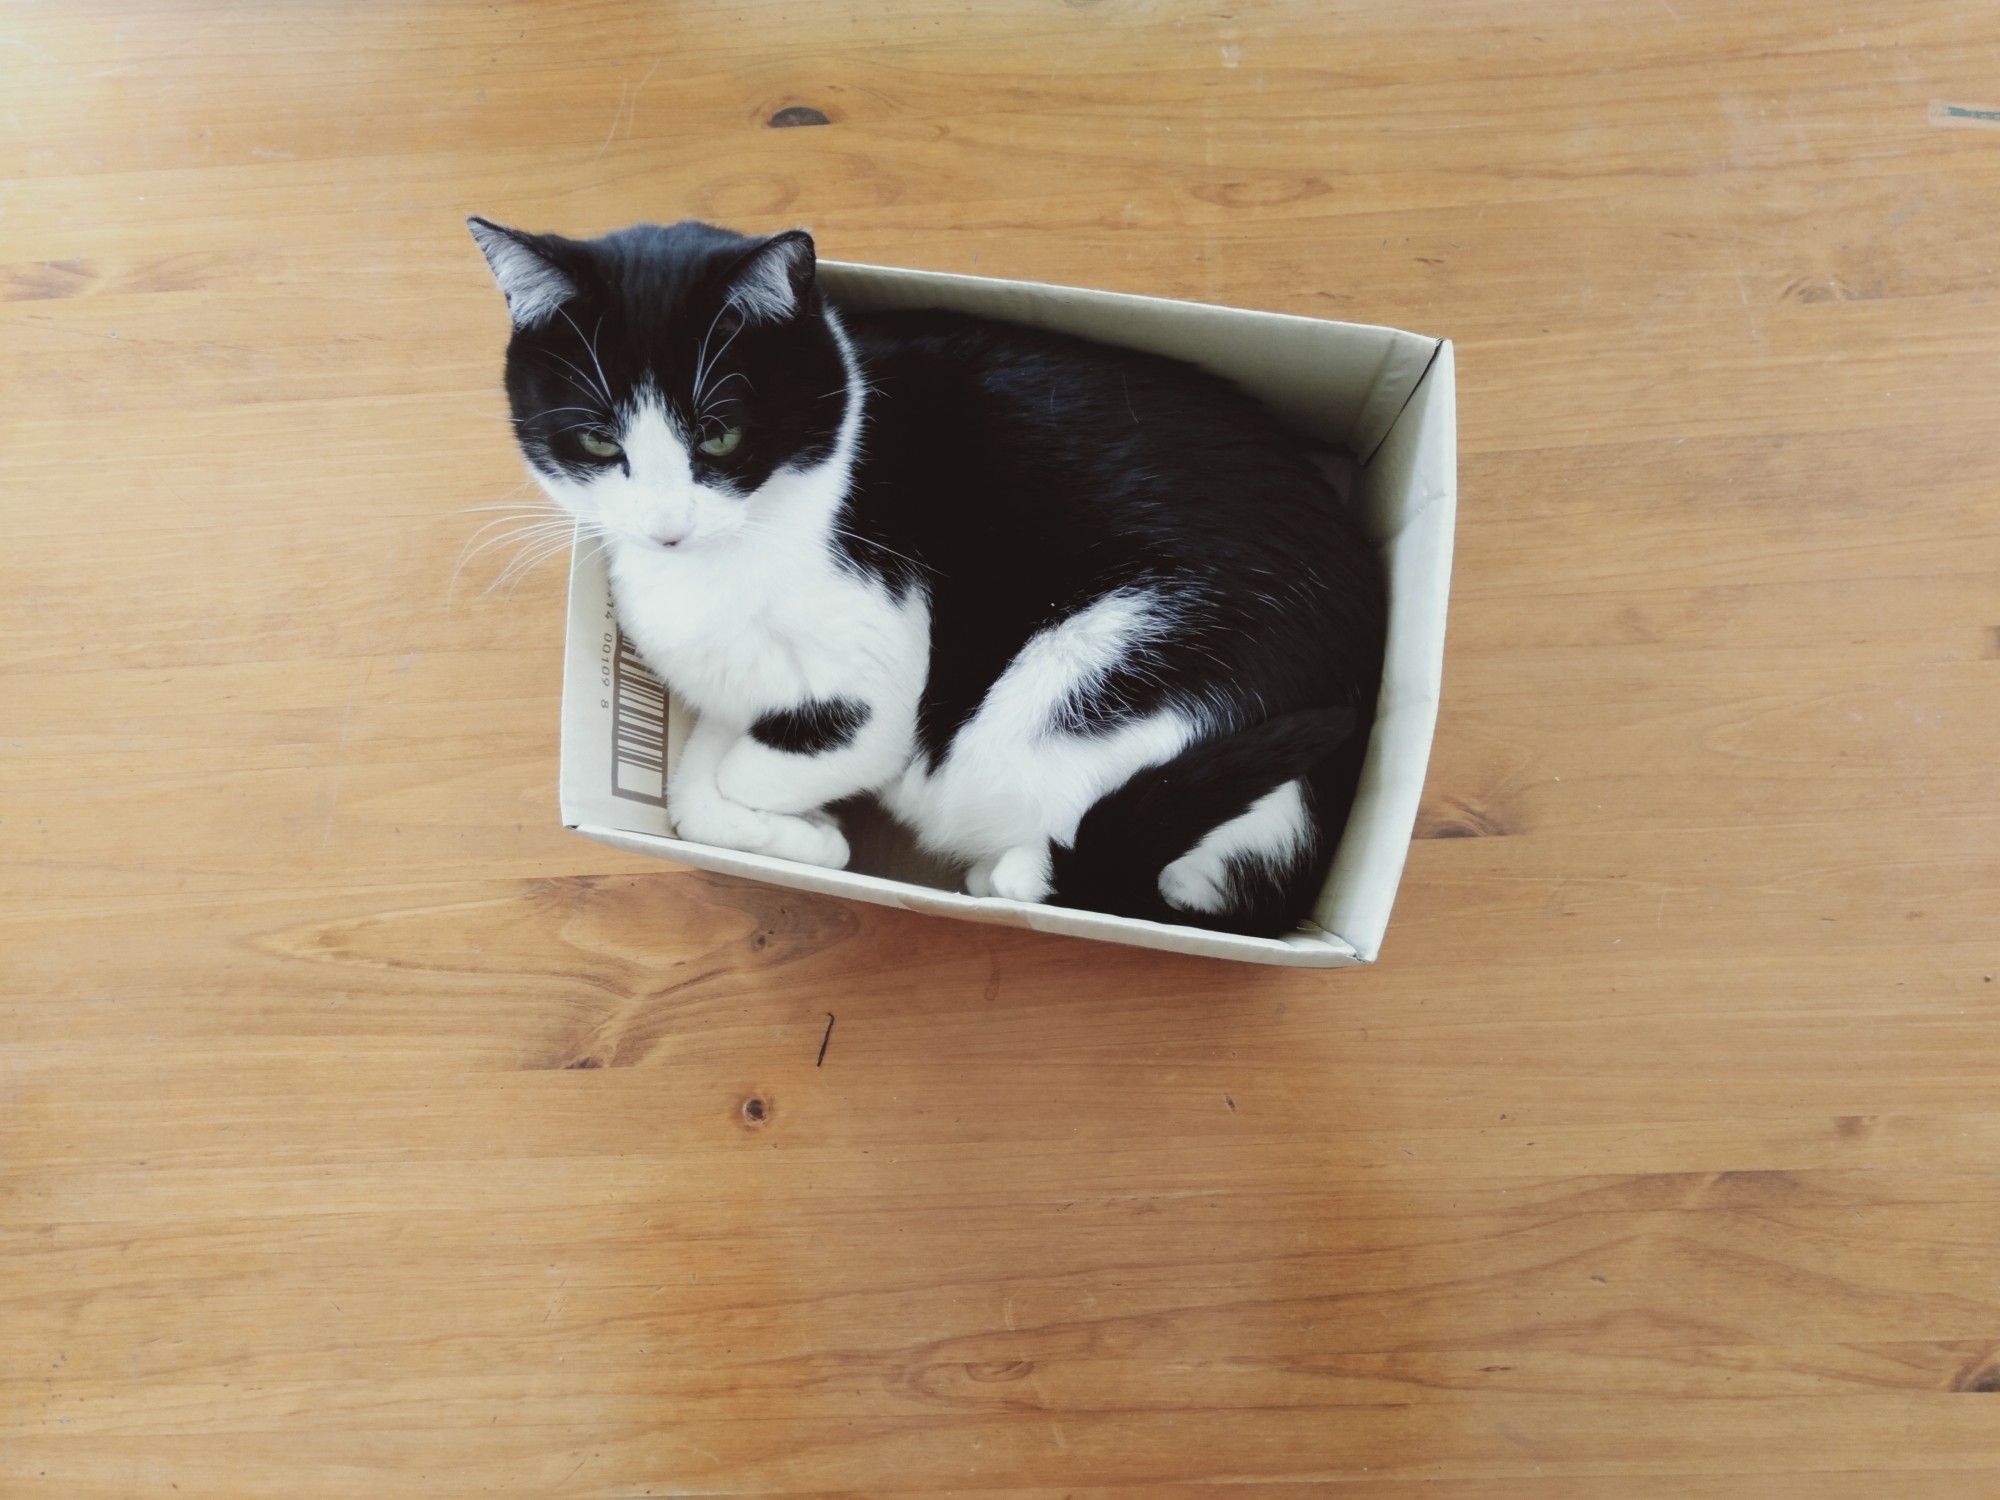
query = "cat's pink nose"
(647, 526, 687, 548)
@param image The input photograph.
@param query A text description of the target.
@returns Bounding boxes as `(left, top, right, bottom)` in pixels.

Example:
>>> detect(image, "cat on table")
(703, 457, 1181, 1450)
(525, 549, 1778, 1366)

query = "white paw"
(986, 843, 1053, 904)
(672, 795, 850, 870)
(1159, 849, 1230, 914)
(964, 857, 997, 897)
(715, 742, 815, 816)
(762, 808, 850, 868)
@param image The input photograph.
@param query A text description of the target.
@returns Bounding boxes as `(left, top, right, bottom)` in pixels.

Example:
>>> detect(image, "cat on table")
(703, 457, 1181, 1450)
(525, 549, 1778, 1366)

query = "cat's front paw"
(715, 740, 820, 817)
(780, 810, 851, 869)
(671, 795, 850, 870)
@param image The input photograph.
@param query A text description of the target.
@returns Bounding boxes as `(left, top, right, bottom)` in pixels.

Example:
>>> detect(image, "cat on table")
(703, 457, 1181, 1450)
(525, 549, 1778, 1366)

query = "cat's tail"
(1048, 705, 1367, 938)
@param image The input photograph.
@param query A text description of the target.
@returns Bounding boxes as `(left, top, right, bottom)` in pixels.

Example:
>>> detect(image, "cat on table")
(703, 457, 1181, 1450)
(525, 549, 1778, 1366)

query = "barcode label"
(610, 632, 667, 805)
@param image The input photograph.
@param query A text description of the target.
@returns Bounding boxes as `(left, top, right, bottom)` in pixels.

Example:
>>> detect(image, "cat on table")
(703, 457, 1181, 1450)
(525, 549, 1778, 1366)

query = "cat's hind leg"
(1157, 779, 1311, 915)
(984, 843, 1053, 904)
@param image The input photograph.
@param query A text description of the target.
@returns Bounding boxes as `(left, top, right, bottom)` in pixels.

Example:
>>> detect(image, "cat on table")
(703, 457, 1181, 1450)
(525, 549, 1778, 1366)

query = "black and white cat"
(471, 218, 1385, 936)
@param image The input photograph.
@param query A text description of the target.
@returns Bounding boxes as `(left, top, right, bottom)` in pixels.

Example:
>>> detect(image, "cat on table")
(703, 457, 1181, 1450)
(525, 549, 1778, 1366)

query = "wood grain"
(4, 1, 1999, 1494)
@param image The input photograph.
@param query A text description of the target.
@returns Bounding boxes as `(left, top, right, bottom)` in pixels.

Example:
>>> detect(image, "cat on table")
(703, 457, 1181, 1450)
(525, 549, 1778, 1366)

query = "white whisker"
(457, 522, 572, 555)
(454, 517, 576, 563)
(692, 309, 746, 409)
(536, 350, 611, 406)
(557, 307, 615, 407)
(512, 405, 603, 426)
(830, 523, 934, 578)
(702, 369, 754, 404)
(450, 522, 577, 593)
(455, 486, 539, 515)
(689, 301, 729, 411)
(487, 529, 590, 595)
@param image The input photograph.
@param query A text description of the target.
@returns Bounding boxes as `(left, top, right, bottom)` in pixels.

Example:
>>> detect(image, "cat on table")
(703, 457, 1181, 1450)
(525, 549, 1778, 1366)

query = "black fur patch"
(750, 698, 871, 755)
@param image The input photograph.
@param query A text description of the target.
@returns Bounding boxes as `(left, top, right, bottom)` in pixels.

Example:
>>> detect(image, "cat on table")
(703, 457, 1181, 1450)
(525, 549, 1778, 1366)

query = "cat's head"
(469, 217, 852, 552)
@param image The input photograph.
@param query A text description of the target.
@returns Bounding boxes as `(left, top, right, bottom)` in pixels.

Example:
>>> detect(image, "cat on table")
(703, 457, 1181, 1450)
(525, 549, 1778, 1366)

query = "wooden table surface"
(6, 2, 1999, 1494)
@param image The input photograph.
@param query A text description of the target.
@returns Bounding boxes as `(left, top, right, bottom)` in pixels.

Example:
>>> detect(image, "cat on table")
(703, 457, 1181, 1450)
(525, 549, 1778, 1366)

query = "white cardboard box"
(558, 261, 1455, 967)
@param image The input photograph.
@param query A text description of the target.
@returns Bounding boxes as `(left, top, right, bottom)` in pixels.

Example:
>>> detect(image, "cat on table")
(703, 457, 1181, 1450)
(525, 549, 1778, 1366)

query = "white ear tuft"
(724, 230, 816, 323)
(468, 217, 577, 330)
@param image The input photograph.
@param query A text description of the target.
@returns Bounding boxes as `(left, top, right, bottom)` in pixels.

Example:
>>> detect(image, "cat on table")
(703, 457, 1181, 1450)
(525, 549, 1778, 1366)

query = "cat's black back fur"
(835, 308, 1385, 855)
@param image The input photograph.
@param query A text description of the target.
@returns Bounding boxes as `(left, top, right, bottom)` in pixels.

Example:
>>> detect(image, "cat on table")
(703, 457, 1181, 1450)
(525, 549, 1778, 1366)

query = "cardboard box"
(559, 261, 1455, 967)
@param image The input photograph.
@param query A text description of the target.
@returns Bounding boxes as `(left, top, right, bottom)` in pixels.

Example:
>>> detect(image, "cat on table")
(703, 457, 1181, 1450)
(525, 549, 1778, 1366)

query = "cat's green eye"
(698, 427, 743, 458)
(577, 432, 622, 461)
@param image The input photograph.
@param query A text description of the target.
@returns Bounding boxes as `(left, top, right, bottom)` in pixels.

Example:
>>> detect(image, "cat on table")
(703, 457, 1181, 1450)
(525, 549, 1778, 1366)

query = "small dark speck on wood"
(1224, 1094, 1236, 1112)
(769, 106, 830, 128)
(1956, 1362, 2000, 1393)
(816, 1012, 835, 1067)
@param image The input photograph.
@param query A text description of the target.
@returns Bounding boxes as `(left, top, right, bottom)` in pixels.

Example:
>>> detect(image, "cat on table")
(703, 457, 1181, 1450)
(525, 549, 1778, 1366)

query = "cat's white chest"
(608, 534, 914, 725)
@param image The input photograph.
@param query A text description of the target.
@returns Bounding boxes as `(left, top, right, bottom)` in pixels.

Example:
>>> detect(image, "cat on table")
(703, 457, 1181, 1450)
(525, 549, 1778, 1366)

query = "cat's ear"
(723, 230, 816, 323)
(467, 217, 577, 330)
